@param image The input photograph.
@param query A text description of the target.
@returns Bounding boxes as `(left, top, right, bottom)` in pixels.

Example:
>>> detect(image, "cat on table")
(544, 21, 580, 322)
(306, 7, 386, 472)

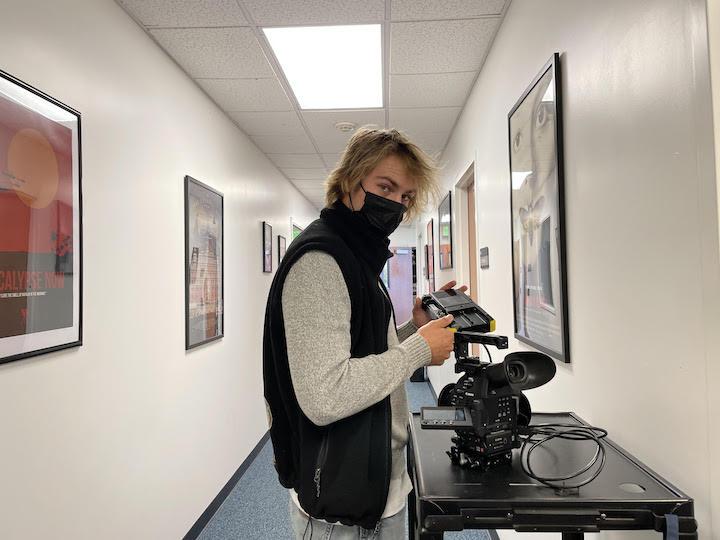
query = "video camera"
(420, 289, 556, 470)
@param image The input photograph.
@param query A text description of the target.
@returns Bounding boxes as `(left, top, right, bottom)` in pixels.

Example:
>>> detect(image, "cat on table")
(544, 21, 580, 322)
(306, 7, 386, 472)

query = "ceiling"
(116, 0, 510, 210)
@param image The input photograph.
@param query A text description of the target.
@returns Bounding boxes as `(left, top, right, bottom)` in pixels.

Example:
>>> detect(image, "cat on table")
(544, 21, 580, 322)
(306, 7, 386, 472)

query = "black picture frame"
(426, 219, 435, 292)
(508, 52, 570, 363)
(0, 69, 83, 365)
(262, 221, 273, 273)
(185, 175, 224, 350)
(438, 191, 453, 269)
(278, 235, 286, 261)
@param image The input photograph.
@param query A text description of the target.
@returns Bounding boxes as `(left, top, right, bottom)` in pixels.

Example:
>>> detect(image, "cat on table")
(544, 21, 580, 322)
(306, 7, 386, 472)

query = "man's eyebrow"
(378, 176, 416, 193)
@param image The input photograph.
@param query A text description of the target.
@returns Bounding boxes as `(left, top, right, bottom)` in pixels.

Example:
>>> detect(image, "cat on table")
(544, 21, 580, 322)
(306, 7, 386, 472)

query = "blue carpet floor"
(197, 381, 491, 539)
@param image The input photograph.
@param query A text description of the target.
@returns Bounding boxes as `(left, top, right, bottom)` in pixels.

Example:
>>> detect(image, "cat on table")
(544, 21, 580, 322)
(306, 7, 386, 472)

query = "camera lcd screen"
(423, 408, 466, 421)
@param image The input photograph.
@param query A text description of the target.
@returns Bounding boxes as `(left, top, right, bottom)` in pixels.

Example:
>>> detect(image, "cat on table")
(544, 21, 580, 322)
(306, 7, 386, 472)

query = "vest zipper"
(314, 430, 330, 499)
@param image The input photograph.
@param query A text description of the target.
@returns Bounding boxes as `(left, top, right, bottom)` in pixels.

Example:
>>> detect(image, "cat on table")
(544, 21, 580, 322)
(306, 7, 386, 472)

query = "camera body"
(420, 290, 555, 469)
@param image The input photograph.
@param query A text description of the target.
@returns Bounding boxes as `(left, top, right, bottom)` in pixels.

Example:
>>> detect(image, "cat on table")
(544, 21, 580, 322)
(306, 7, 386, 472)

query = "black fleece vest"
(262, 210, 393, 529)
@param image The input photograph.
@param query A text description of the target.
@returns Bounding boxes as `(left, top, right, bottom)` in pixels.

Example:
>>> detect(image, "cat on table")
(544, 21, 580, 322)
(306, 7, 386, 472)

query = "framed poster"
(423, 244, 429, 279)
(263, 221, 273, 273)
(185, 175, 223, 350)
(508, 53, 570, 363)
(0, 69, 82, 365)
(292, 223, 303, 241)
(278, 235, 286, 261)
(438, 191, 453, 269)
(426, 219, 435, 293)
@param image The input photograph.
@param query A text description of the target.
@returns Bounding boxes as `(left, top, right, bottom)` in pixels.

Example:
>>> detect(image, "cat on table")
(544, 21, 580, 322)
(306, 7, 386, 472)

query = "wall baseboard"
(183, 431, 271, 540)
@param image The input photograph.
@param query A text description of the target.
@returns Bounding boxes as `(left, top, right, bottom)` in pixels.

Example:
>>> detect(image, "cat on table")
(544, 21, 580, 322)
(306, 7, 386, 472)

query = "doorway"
(457, 164, 480, 357)
(383, 246, 415, 325)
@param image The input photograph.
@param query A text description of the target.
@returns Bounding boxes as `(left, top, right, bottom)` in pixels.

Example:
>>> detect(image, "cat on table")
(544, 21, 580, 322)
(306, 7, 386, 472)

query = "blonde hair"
(324, 127, 440, 221)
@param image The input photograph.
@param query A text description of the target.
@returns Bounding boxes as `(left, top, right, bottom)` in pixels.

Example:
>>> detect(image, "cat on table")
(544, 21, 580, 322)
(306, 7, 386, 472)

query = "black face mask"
(351, 184, 407, 237)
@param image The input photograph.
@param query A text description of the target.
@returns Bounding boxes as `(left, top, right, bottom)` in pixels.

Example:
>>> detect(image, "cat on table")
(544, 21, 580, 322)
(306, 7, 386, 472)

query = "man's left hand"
(412, 280, 469, 328)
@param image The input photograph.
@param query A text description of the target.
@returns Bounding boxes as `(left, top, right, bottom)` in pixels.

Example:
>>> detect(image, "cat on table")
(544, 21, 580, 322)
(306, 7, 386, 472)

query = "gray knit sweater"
(281, 250, 432, 519)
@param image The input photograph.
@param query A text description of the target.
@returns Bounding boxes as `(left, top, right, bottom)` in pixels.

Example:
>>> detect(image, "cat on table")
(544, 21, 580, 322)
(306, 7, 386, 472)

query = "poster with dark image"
(438, 191, 453, 269)
(263, 221, 272, 273)
(426, 218, 435, 293)
(508, 53, 570, 363)
(278, 235, 286, 260)
(0, 69, 82, 365)
(185, 175, 223, 350)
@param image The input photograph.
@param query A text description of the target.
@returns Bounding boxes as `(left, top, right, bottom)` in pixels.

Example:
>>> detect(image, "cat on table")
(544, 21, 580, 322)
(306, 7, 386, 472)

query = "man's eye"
(380, 185, 391, 192)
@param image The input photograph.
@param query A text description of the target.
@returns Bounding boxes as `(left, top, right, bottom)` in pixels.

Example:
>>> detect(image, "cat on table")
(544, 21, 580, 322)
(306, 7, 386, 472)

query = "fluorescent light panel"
(264, 24, 382, 109)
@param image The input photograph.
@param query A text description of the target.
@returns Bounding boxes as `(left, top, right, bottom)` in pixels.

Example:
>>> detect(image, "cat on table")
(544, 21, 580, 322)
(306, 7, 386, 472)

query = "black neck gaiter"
(320, 201, 392, 276)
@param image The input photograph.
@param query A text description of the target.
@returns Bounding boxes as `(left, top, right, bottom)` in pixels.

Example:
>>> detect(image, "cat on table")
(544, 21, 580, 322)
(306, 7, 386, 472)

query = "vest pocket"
(314, 428, 331, 499)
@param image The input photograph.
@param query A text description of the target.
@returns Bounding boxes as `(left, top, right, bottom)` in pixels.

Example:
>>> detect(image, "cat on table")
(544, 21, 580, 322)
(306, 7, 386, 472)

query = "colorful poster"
(0, 70, 81, 364)
(185, 176, 223, 349)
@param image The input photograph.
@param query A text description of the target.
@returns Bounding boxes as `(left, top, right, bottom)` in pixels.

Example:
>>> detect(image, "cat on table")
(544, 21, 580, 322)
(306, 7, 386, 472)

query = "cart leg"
(408, 489, 417, 540)
(562, 533, 584, 540)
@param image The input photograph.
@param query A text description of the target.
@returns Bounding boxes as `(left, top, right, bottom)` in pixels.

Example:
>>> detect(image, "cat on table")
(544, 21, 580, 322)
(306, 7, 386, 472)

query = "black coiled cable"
(519, 423, 608, 489)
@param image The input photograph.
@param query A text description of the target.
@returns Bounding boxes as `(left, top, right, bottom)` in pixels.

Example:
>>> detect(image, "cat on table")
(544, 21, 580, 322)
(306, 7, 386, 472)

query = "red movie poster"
(0, 90, 75, 340)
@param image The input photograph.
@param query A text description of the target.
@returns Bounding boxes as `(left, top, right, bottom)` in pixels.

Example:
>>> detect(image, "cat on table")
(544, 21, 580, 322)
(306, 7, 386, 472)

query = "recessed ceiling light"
(264, 24, 382, 110)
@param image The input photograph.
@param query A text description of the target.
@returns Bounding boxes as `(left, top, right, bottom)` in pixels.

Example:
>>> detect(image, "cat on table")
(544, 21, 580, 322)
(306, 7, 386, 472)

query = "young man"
(263, 128, 461, 539)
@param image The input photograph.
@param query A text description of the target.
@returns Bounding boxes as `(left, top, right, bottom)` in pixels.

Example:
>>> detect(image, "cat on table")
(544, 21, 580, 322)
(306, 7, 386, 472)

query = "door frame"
(454, 160, 479, 303)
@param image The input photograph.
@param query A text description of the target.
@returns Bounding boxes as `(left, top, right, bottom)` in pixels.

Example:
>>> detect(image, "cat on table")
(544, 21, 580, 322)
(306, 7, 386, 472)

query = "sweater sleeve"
(396, 319, 419, 343)
(282, 251, 432, 427)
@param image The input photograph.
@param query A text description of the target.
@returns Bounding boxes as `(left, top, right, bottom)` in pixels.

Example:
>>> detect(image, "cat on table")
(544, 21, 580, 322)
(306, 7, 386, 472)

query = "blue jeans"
(289, 498, 406, 540)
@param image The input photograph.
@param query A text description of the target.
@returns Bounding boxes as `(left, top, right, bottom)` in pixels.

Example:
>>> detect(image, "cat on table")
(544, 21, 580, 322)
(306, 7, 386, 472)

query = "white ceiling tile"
(389, 108, 461, 138)
(281, 168, 327, 180)
(267, 154, 325, 168)
(409, 131, 451, 157)
(251, 133, 315, 153)
(301, 110, 386, 153)
(150, 28, 273, 78)
(390, 72, 476, 108)
(229, 111, 305, 135)
(118, 0, 248, 27)
(241, 0, 385, 25)
(390, 19, 500, 74)
(197, 78, 293, 111)
(321, 154, 344, 169)
(297, 188, 326, 195)
(391, 0, 506, 21)
(292, 179, 327, 187)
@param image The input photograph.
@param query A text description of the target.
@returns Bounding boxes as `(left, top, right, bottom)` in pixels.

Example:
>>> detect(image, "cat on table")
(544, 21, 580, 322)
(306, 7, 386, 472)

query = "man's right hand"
(417, 314, 455, 366)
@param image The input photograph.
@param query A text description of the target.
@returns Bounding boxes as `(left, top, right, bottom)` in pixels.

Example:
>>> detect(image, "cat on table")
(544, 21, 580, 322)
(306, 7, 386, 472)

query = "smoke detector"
(334, 121, 357, 133)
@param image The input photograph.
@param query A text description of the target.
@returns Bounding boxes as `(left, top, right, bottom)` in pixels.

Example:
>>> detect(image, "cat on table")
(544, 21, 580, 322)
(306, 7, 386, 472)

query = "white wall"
(420, 0, 720, 538)
(389, 224, 416, 247)
(707, 0, 720, 534)
(0, 1, 318, 538)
